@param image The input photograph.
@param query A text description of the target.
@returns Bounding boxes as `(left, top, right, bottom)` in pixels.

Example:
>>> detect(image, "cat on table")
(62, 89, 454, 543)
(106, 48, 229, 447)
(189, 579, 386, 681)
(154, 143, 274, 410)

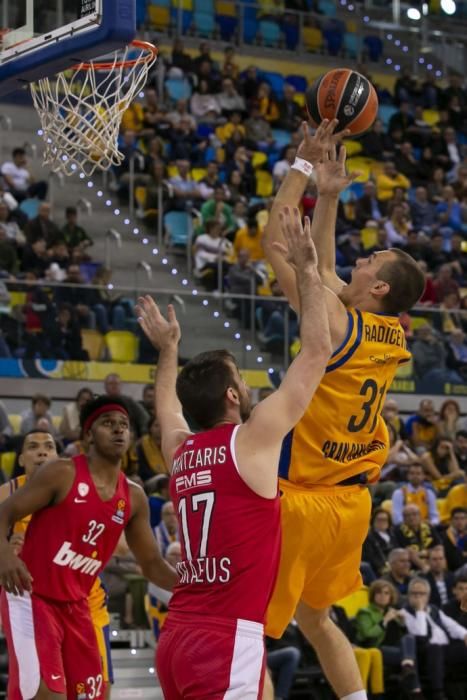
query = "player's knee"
(295, 601, 330, 638)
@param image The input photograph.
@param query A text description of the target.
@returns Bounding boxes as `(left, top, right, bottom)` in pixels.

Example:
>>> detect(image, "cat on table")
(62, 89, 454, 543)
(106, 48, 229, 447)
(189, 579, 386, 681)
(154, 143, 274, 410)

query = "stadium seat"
(422, 109, 440, 126)
(343, 32, 361, 59)
(381, 499, 392, 514)
(271, 129, 291, 150)
(363, 35, 383, 62)
(151, 0, 169, 6)
(216, 4, 237, 41)
(193, 11, 216, 37)
(318, 0, 337, 16)
(346, 157, 371, 183)
(286, 75, 307, 93)
(52, 416, 61, 431)
(164, 211, 193, 247)
(19, 198, 40, 219)
(258, 19, 281, 47)
(395, 357, 413, 379)
(105, 331, 139, 363)
(323, 26, 343, 56)
(252, 151, 268, 169)
(148, 5, 170, 29)
(0, 451, 16, 479)
(81, 329, 105, 361)
(9, 415, 21, 434)
(293, 92, 306, 107)
(282, 21, 299, 50)
(242, 6, 259, 43)
(361, 226, 378, 249)
(255, 170, 273, 197)
(165, 78, 192, 101)
(262, 71, 285, 98)
(8, 291, 27, 309)
(191, 167, 208, 182)
(194, 0, 214, 10)
(336, 586, 369, 619)
(303, 26, 323, 52)
(342, 139, 363, 157)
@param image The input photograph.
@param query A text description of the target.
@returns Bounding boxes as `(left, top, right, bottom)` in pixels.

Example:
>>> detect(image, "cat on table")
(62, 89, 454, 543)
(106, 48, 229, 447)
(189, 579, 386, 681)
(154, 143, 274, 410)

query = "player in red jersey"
(0, 395, 177, 700)
(135, 211, 332, 699)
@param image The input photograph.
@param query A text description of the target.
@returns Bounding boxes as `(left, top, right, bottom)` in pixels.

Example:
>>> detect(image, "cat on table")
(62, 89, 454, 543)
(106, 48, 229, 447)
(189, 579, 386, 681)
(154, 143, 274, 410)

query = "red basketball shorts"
(156, 611, 266, 699)
(1, 590, 103, 699)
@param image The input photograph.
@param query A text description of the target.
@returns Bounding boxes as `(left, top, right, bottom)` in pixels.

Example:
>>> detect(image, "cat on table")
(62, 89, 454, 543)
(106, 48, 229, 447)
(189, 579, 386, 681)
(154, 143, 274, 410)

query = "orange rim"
(73, 40, 158, 71)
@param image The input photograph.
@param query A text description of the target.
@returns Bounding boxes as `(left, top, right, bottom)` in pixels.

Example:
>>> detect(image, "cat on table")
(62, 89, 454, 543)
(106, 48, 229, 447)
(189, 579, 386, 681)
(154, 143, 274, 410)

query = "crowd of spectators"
(1, 386, 467, 697)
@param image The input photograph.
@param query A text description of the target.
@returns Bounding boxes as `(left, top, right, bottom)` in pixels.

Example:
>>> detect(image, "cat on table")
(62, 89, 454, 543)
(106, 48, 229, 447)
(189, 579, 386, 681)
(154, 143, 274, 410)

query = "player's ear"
(371, 279, 390, 299)
(226, 386, 239, 405)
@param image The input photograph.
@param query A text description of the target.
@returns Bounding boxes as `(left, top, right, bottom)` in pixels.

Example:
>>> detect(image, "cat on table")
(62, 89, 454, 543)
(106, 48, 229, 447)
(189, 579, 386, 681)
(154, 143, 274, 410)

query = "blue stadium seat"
(272, 129, 291, 150)
(217, 14, 237, 40)
(197, 123, 214, 138)
(258, 19, 281, 47)
(286, 75, 307, 93)
(378, 104, 397, 129)
(282, 21, 299, 50)
(170, 7, 193, 32)
(165, 78, 192, 101)
(262, 71, 285, 98)
(194, 0, 214, 10)
(164, 211, 192, 247)
(323, 27, 343, 55)
(364, 35, 383, 62)
(343, 32, 361, 59)
(150, 0, 170, 6)
(193, 10, 216, 36)
(242, 6, 258, 43)
(318, 0, 337, 16)
(19, 198, 40, 219)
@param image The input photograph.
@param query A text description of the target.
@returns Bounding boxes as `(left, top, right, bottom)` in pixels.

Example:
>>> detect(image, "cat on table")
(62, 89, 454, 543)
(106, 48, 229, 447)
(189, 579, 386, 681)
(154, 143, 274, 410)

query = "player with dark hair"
(136, 209, 332, 699)
(0, 395, 177, 700)
(262, 123, 426, 700)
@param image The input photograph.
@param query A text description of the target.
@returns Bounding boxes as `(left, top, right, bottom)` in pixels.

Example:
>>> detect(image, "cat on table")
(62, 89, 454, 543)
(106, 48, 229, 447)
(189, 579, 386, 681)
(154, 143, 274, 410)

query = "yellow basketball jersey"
(279, 308, 411, 487)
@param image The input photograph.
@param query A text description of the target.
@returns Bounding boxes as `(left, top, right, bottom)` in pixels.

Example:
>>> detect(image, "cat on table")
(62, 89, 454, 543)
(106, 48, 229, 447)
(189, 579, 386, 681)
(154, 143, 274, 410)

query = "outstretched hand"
(314, 145, 360, 196)
(296, 119, 351, 165)
(135, 296, 181, 350)
(273, 207, 318, 272)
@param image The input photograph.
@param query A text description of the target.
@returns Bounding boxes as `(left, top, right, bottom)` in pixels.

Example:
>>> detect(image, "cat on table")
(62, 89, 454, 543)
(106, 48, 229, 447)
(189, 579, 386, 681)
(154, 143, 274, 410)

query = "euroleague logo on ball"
(343, 105, 355, 117)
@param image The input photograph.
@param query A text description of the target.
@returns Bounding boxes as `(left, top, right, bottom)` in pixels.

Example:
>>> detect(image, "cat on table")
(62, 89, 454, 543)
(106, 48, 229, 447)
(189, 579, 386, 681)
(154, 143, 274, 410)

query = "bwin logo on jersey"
(53, 542, 102, 575)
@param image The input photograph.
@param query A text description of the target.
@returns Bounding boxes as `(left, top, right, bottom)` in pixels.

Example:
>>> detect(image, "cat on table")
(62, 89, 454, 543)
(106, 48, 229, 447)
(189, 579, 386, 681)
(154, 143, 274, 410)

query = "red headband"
(83, 404, 129, 433)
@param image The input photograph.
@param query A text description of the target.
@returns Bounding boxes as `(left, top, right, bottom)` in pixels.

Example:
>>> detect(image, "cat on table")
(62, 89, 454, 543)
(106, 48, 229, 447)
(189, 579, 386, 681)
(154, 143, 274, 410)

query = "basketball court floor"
(112, 648, 163, 699)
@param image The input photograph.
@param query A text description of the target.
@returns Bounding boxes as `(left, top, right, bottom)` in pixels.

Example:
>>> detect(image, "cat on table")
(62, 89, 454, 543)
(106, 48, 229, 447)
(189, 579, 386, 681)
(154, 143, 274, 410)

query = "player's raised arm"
(0, 459, 74, 595)
(125, 483, 178, 591)
(263, 119, 348, 310)
(236, 207, 332, 497)
(136, 297, 192, 464)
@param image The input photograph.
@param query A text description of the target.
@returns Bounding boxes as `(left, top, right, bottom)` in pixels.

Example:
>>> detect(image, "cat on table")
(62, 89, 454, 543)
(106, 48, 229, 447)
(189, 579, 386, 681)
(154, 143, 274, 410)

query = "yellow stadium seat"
(167, 165, 179, 178)
(343, 139, 362, 157)
(422, 109, 440, 126)
(303, 26, 323, 52)
(369, 160, 385, 178)
(135, 186, 147, 208)
(346, 19, 358, 32)
(293, 92, 306, 107)
(1, 451, 16, 479)
(171, 0, 192, 7)
(346, 157, 371, 183)
(336, 586, 369, 619)
(52, 416, 61, 430)
(148, 5, 170, 29)
(9, 415, 21, 434)
(411, 316, 432, 330)
(9, 291, 27, 308)
(252, 151, 268, 169)
(215, 0, 236, 15)
(81, 329, 105, 361)
(381, 499, 392, 515)
(255, 170, 273, 197)
(191, 168, 207, 182)
(395, 357, 413, 379)
(361, 226, 378, 250)
(105, 331, 139, 363)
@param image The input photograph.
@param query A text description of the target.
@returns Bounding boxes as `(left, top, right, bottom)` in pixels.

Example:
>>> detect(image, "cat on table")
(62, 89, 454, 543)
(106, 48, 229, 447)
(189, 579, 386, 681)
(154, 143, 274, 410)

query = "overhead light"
(441, 0, 456, 14)
(407, 7, 422, 19)
(422, 2, 429, 14)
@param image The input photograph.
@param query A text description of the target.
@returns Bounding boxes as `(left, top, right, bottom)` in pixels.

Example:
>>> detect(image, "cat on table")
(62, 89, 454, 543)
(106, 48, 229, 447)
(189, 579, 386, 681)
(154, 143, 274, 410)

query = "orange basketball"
(306, 68, 378, 136)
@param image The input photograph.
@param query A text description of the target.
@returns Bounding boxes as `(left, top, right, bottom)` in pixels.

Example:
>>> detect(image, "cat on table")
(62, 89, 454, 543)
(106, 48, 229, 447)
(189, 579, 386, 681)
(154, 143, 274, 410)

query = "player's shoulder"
(31, 457, 76, 482)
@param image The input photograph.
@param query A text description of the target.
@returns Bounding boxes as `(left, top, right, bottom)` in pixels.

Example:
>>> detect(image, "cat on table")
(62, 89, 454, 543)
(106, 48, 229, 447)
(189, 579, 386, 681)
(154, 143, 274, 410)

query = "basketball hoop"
(30, 40, 158, 177)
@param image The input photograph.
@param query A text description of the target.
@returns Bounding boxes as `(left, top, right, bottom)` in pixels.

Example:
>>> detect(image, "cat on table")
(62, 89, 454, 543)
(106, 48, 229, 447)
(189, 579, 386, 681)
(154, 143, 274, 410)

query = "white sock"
(341, 692, 368, 700)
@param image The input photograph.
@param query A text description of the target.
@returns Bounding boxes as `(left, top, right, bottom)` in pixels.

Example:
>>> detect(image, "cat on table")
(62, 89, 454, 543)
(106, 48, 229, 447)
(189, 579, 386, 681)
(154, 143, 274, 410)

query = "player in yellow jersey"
(263, 121, 426, 700)
(0, 430, 114, 698)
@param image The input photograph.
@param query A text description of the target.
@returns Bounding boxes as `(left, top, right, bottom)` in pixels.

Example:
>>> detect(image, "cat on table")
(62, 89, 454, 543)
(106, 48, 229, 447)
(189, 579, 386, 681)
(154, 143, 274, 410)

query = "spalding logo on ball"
(306, 68, 378, 136)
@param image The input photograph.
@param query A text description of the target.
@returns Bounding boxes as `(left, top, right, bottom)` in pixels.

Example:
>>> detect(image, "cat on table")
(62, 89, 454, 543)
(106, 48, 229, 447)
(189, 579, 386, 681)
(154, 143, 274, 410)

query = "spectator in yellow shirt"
(233, 215, 265, 262)
(376, 162, 411, 203)
(121, 102, 145, 134)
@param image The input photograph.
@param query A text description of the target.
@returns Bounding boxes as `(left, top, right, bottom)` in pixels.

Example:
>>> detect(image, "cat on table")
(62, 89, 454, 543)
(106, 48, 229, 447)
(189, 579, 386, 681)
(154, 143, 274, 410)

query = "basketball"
(306, 68, 378, 136)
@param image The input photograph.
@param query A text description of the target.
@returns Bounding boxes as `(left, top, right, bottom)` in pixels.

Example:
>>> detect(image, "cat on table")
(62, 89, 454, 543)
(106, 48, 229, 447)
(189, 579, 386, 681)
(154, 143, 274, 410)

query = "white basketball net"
(30, 42, 157, 177)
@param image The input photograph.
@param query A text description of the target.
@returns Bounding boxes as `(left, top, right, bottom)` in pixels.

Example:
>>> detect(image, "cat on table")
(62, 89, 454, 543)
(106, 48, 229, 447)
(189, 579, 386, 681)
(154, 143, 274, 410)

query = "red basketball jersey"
(169, 423, 281, 624)
(20, 454, 131, 602)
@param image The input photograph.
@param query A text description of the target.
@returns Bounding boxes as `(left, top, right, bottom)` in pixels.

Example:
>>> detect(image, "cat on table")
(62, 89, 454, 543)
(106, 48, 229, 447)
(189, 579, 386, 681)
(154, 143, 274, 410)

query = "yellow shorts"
(91, 606, 113, 684)
(266, 479, 372, 638)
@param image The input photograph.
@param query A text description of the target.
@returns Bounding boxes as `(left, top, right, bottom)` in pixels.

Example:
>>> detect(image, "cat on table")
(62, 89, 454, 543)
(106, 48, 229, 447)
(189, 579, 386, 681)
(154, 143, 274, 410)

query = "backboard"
(0, 0, 136, 96)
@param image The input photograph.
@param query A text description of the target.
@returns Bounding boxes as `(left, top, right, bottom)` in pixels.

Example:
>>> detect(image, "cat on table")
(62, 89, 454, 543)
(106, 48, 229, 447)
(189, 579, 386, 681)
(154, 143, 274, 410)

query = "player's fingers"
(322, 118, 339, 139)
(271, 241, 289, 258)
(329, 144, 337, 162)
(348, 170, 362, 182)
(167, 304, 178, 325)
(19, 564, 33, 593)
(338, 145, 347, 164)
